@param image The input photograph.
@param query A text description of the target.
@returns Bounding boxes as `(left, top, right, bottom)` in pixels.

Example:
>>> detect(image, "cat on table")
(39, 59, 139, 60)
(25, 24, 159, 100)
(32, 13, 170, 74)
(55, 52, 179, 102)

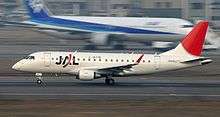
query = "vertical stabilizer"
(23, 0, 52, 19)
(181, 21, 208, 56)
(163, 21, 209, 57)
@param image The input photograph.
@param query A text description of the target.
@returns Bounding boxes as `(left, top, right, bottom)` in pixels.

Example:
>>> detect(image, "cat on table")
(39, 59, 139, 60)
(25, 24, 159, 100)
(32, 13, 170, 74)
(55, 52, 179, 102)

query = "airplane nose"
(12, 62, 20, 70)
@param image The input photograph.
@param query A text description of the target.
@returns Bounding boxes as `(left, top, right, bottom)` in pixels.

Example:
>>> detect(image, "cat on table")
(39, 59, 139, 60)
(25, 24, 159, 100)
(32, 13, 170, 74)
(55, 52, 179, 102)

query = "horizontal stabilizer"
(180, 57, 212, 65)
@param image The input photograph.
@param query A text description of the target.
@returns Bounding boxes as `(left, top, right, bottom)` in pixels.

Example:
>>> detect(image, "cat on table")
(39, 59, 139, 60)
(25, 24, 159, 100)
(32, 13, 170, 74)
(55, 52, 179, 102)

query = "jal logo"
(56, 54, 79, 68)
(29, 0, 44, 13)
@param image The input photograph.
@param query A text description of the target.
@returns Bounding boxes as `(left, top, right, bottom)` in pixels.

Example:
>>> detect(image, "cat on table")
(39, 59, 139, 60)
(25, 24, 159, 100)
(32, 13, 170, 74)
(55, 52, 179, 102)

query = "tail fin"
(181, 21, 208, 56)
(23, 0, 52, 19)
(163, 21, 209, 57)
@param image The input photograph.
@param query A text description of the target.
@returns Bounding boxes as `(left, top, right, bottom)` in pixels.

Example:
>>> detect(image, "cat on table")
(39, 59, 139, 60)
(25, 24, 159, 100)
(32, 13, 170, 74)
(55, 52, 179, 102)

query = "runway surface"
(1, 77, 220, 100)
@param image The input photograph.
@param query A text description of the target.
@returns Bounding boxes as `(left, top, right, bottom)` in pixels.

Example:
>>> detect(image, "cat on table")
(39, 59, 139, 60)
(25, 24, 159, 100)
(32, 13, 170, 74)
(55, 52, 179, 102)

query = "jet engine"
(90, 33, 110, 45)
(76, 70, 101, 81)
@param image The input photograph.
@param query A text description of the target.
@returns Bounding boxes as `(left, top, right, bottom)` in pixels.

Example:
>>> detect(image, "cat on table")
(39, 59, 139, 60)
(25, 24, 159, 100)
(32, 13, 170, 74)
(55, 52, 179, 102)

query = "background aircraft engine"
(77, 70, 100, 81)
(90, 33, 109, 45)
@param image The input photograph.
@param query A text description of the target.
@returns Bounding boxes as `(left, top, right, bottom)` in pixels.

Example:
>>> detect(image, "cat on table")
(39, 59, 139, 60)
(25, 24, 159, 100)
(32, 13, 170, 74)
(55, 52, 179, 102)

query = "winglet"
(135, 54, 144, 64)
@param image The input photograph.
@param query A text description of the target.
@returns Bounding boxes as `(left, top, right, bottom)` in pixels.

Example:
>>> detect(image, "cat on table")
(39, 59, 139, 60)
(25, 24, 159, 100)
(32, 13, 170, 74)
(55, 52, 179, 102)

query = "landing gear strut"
(35, 73, 43, 85)
(105, 78, 115, 85)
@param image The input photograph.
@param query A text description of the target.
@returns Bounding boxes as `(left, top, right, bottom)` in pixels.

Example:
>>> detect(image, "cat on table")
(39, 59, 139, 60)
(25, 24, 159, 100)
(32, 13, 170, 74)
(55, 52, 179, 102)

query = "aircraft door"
(154, 55, 160, 70)
(44, 52, 51, 67)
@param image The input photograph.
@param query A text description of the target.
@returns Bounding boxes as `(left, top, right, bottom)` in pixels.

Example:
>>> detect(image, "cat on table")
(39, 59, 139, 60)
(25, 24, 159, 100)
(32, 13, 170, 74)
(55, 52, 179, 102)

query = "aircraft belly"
(37, 30, 89, 40)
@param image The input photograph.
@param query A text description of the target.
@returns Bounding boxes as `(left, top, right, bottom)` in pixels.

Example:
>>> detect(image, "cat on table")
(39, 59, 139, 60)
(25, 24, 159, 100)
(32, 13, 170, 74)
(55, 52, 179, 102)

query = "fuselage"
(13, 51, 200, 77)
(26, 17, 193, 42)
(53, 16, 192, 34)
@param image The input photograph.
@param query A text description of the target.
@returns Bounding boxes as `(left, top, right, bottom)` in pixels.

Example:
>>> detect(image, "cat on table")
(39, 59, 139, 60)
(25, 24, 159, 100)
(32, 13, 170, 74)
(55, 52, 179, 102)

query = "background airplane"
(2, 0, 219, 49)
(12, 21, 212, 85)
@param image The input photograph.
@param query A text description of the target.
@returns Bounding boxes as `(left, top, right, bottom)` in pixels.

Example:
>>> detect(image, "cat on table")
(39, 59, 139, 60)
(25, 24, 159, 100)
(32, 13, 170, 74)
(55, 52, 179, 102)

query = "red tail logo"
(181, 21, 209, 56)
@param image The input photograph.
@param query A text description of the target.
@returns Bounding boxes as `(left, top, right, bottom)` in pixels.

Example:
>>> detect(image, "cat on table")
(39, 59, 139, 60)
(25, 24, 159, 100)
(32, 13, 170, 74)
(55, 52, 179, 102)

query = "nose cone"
(12, 62, 21, 71)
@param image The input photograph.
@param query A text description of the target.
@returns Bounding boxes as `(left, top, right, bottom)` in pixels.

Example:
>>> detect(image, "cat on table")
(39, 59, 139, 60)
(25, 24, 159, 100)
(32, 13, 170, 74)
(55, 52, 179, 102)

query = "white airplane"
(12, 21, 212, 85)
(3, 0, 218, 49)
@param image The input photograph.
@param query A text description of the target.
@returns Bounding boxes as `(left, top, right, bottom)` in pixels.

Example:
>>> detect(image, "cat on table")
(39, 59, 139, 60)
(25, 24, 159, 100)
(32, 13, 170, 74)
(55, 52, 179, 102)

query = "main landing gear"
(35, 73, 43, 85)
(105, 77, 115, 85)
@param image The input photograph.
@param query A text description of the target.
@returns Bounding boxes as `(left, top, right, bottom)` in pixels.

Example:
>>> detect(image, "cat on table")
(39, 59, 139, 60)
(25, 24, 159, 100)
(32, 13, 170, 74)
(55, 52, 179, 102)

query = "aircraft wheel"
(36, 79, 43, 85)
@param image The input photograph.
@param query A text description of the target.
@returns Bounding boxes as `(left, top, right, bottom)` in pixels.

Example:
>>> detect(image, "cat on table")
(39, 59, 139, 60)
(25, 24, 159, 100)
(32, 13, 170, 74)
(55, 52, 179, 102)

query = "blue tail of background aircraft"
(23, 0, 52, 19)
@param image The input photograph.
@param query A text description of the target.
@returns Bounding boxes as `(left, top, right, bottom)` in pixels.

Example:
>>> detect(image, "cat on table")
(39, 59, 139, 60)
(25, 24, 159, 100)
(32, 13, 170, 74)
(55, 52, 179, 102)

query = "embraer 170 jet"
(3, 0, 219, 49)
(12, 21, 212, 85)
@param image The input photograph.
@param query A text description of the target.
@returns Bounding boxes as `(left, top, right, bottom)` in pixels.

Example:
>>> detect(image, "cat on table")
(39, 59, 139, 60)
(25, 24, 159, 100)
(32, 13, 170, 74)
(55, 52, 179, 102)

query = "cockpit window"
(182, 25, 194, 28)
(24, 56, 35, 60)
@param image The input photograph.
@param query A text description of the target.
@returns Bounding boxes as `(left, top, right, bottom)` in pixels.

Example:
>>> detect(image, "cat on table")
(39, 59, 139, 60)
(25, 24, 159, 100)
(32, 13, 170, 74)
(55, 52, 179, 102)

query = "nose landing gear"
(35, 73, 43, 85)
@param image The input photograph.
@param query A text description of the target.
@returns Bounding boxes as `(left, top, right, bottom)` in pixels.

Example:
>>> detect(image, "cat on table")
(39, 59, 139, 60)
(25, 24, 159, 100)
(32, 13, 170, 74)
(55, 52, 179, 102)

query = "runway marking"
(1, 93, 220, 97)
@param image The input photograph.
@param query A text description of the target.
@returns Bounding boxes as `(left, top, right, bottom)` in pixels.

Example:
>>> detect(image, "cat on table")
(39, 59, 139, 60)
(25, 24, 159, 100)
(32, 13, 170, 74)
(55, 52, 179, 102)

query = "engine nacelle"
(90, 33, 109, 45)
(77, 70, 100, 81)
